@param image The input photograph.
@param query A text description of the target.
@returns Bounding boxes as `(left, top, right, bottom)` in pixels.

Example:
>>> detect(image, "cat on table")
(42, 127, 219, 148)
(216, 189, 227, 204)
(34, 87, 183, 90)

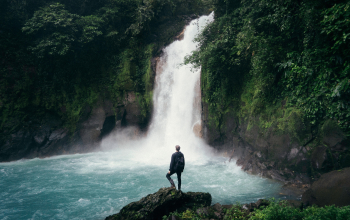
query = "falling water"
(0, 13, 287, 220)
(100, 12, 215, 165)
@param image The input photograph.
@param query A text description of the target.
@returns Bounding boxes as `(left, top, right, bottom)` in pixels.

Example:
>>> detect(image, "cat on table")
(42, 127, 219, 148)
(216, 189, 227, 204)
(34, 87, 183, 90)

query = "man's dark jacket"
(169, 151, 185, 172)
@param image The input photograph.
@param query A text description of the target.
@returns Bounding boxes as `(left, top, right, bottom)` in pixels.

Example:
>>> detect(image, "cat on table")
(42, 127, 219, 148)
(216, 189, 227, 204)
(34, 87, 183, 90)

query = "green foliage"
(302, 204, 350, 220)
(164, 208, 202, 220)
(181, 209, 197, 219)
(224, 204, 248, 220)
(59, 86, 99, 132)
(321, 3, 350, 52)
(186, 0, 350, 142)
(162, 199, 350, 220)
(250, 200, 303, 220)
(250, 200, 350, 220)
(185, 11, 247, 135)
(22, 3, 105, 57)
(23, 3, 79, 56)
(0, 0, 207, 139)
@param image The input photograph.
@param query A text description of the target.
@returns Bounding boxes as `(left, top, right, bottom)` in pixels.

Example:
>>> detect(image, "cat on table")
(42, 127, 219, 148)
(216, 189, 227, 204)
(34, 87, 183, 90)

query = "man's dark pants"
(166, 171, 182, 190)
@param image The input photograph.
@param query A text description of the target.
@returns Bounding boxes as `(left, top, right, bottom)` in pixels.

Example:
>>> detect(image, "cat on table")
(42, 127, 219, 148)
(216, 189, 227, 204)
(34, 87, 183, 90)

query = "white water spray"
(101, 13, 215, 166)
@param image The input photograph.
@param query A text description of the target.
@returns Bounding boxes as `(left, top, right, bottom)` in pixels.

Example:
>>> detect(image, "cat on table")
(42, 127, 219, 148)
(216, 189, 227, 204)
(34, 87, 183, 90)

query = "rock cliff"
(0, 95, 144, 162)
(201, 100, 350, 189)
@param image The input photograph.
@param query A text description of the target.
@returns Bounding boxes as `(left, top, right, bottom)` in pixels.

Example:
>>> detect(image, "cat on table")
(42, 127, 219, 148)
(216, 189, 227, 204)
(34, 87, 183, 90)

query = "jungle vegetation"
(185, 0, 350, 145)
(0, 0, 208, 140)
(163, 200, 350, 220)
(1, 0, 349, 149)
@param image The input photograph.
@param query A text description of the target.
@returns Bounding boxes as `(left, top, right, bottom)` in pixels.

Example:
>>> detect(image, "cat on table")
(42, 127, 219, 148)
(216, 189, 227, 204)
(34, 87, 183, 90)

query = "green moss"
(136, 43, 155, 121)
(60, 86, 99, 133)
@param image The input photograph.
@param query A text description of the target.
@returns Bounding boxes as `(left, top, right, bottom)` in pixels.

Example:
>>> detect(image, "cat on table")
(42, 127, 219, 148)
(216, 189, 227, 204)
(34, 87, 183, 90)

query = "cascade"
(100, 12, 215, 165)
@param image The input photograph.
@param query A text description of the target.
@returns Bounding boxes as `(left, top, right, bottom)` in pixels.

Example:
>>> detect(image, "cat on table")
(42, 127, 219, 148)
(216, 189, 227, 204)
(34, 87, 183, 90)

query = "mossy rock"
(105, 187, 211, 220)
(302, 167, 350, 207)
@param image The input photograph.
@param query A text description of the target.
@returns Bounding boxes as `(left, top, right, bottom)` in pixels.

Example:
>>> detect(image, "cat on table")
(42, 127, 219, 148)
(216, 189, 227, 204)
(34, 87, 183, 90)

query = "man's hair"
(175, 145, 180, 151)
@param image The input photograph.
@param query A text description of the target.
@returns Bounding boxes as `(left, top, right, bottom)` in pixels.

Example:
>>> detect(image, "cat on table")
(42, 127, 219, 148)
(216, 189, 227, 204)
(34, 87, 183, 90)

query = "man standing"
(166, 145, 185, 190)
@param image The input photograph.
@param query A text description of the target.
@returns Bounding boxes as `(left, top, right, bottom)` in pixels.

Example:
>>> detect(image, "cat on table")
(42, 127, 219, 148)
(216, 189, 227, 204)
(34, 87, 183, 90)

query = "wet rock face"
(302, 168, 350, 207)
(0, 96, 147, 162)
(79, 106, 106, 145)
(0, 114, 67, 161)
(123, 92, 142, 126)
(105, 187, 211, 220)
(201, 99, 350, 188)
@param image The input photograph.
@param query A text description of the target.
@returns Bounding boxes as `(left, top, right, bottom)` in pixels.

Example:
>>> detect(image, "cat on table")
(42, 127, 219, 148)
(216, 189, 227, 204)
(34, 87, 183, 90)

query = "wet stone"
(105, 187, 211, 220)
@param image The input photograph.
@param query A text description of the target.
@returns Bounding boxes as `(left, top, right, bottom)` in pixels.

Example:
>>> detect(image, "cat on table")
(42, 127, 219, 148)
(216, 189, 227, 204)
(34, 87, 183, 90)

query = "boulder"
(302, 168, 350, 207)
(105, 187, 211, 220)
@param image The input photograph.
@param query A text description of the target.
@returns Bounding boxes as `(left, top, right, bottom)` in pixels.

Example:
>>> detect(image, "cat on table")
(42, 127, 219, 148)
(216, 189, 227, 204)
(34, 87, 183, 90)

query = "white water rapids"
(0, 13, 289, 220)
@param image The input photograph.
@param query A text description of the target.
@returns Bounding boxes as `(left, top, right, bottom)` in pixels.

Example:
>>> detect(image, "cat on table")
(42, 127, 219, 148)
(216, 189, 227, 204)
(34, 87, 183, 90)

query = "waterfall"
(101, 13, 215, 165)
(149, 13, 213, 142)
(146, 12, 215, 158)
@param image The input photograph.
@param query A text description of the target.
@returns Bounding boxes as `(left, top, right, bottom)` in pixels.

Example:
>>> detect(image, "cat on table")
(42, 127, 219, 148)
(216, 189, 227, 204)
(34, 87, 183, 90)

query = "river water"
(0, 13, 287, 220)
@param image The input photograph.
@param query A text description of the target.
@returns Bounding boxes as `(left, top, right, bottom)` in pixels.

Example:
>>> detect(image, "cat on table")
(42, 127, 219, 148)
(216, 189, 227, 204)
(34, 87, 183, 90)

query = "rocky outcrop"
(105, 187, 211, 220)
(115, 191, 303, 220)
(0, 96, 146, 162)
(302, 168, 350, 207)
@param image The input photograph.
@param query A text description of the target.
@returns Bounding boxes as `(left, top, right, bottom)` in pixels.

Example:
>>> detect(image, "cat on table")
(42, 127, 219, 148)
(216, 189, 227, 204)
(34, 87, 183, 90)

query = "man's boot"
(178, 184, 181, 191)
(169, 179, 176, 189)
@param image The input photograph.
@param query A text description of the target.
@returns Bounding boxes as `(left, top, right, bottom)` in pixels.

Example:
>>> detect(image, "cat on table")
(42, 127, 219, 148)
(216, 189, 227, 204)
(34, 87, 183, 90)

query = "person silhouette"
(166, 145, 185, 190)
